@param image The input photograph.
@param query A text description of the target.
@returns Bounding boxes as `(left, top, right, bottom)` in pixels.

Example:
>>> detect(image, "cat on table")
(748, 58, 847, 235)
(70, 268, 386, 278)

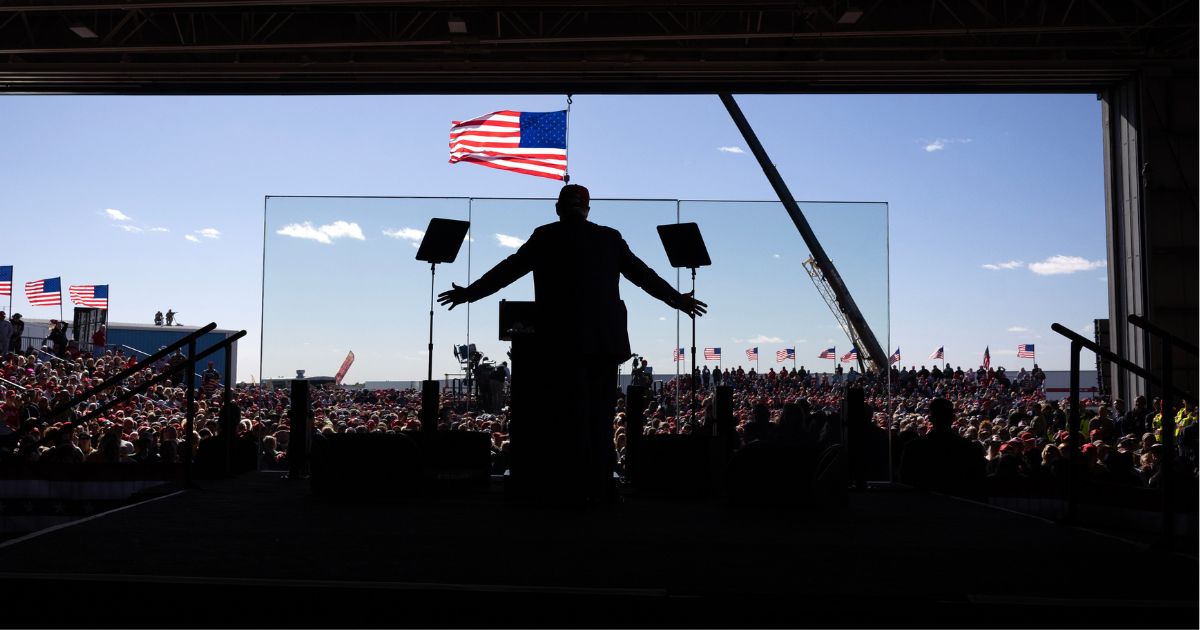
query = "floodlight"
(448, 17, 467, 34)
(837, 8, 864, 24)
(69, 23, 99, 39)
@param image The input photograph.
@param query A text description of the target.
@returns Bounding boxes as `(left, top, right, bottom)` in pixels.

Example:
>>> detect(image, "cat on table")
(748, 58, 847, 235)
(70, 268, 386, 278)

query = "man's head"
(555, 184, 590, 220)
(928, 397, 954, 430)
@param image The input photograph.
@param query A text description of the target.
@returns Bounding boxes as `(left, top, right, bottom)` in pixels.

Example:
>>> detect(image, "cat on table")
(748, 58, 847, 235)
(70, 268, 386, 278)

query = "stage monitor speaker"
(310, 433, 420, 499)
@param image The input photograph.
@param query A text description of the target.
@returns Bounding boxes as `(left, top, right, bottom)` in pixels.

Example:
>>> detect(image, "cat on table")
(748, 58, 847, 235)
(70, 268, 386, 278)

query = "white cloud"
(184, 234, 200, 243)
(104, 208, 132, 221)
(923, 137, 973, 152)
(772, 253, 781, 259)
(658, 316, 667, 321)
(198, 228, 221, 239)
(495, 233, 526, 249)
(982, 260, 1024, 271)
(148, 227, 170, 233)
(717, 146, 745, 154)
(1081, 322, 1095, 334)
(116, 224, 143, 233)
(1007, 326, 1028, 333)
(383, 227, 425, 242)
(746, 334, 783, 344)
(1028, 255, 1106, 276)
(276, 221, 365, 245)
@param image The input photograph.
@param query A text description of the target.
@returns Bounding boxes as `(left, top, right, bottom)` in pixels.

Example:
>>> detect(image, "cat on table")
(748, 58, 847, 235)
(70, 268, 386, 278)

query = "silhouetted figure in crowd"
(439, 184, 706, 502)
(899, 397, 985, 498)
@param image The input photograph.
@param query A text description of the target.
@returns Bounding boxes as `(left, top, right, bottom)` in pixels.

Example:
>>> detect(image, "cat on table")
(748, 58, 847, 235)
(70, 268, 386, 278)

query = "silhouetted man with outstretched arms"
(439, 184, 706, 501)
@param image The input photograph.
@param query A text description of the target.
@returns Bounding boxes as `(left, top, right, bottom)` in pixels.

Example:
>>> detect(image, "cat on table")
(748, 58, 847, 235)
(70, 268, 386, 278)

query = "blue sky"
(0, 94, 1107, 380)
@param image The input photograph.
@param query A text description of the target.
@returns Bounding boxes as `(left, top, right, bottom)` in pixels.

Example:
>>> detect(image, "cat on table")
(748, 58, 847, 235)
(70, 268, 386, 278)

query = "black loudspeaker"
(288, 379, 311, 479)
(633, 434, 711, 497)
(1094, 318, 1111, 397)
(310, 433, 420, 499)
(416, 431, 492, 488)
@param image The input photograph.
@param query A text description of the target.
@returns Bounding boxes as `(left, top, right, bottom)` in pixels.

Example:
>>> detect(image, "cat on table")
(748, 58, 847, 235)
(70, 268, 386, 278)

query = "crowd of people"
(2, 338, 1196, 500)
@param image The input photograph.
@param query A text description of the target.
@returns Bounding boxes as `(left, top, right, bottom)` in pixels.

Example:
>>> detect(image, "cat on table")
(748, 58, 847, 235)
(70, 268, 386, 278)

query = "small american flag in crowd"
(69, 284, 109, 309)
(929, 346, 944, 360)
(841, 347, 858, 363)
(449, 110, 567, 181)
(983, 346, 991, 370)
(777, 348, 795, 362)
(746, 347, 758, 361)
(25, 277, 61, 306)
(890, 347, 901, 364)
(1017, 344, 1036, 359)
(817, 347, 836, 360)
(703, 347, 721, 360)
(673, 347, 684, 362)
(0, 265, 11, 297)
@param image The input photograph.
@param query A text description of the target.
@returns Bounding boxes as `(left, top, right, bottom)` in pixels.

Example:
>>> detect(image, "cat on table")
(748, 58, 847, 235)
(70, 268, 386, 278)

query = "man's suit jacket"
(463, 218, 681, 362)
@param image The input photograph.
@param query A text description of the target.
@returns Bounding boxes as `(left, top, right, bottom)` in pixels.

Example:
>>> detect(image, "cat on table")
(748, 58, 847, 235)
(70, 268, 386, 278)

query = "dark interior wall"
(1103, 68, 1199, 401)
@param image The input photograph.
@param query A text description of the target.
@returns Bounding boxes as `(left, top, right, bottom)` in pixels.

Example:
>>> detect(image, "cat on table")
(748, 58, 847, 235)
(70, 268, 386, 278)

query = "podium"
(498, 300, 539, 486)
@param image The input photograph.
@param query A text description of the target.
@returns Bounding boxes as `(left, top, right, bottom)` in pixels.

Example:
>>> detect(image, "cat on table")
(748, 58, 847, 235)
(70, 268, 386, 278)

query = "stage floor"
(0, 472, 1195, 628)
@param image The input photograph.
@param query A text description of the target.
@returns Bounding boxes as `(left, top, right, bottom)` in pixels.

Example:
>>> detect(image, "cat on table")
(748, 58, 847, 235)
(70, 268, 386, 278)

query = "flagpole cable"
(563, 94, 572, 184)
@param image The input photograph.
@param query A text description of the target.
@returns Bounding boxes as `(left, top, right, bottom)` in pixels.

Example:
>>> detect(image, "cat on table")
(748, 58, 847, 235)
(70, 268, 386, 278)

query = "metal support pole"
(428, 262, 436, 382)
(184, 338, 197, 488)
(720, 93, 887, 371)
(1066, 341, 1081, 524)
(690, 267, 697, 432)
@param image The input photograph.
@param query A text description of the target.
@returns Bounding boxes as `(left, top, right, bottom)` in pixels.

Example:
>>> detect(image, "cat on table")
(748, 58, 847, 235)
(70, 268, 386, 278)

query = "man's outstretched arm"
(438, 239, 535, 310)
(618, 239, 707, 318)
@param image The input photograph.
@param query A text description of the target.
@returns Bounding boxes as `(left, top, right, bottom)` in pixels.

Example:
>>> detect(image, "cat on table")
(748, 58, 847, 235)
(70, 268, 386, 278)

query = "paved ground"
(0, 472, 1195, 627)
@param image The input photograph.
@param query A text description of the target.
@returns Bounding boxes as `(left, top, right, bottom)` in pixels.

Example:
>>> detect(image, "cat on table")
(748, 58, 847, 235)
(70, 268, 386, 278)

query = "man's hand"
(437, 283, 470, 310)
(675, 291, 707, 319)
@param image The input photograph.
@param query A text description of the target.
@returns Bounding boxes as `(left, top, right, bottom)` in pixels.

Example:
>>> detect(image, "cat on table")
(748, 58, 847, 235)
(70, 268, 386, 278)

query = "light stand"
(656, 222, 711, 433)
(415, 218, 471, 432)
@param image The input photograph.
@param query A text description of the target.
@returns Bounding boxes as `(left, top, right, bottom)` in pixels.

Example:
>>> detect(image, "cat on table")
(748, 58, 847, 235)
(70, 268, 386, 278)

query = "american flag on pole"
(929, 346, 944, 360)
(983, 346, 991, 370)
(841, 347, 858, 363)
(817, 347, 836, 360)
(0, 265, 11, 297)
(777, 348, 796, 362)
(449, 110, 567, 181)
(1017, 344, 1036, 359)
(25, 277, 61, 306)
(746, 347, 758, 361)
(673, 347, 684, 362)
(890, 347, 901, 364)
(703, 347, 721, 360)
(69, 284, 109, 309)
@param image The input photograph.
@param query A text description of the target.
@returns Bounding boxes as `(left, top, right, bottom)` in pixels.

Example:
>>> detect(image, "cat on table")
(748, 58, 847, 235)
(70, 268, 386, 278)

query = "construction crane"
(720, 94, 889, 373)
(802, 256, 874, 374)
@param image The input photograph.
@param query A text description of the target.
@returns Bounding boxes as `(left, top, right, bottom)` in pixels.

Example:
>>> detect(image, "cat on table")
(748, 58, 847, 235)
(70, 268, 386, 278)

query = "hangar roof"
(0, 1, 1195, 94)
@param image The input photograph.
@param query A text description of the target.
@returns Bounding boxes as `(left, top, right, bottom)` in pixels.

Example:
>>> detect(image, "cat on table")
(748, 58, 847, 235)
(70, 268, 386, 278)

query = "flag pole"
(562, 94, 572, 184)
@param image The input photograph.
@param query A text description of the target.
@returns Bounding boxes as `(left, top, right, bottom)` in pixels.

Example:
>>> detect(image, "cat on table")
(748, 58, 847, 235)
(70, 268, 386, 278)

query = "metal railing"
(3, 323, 246, 486)
(1052, 314, 1197, 548)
